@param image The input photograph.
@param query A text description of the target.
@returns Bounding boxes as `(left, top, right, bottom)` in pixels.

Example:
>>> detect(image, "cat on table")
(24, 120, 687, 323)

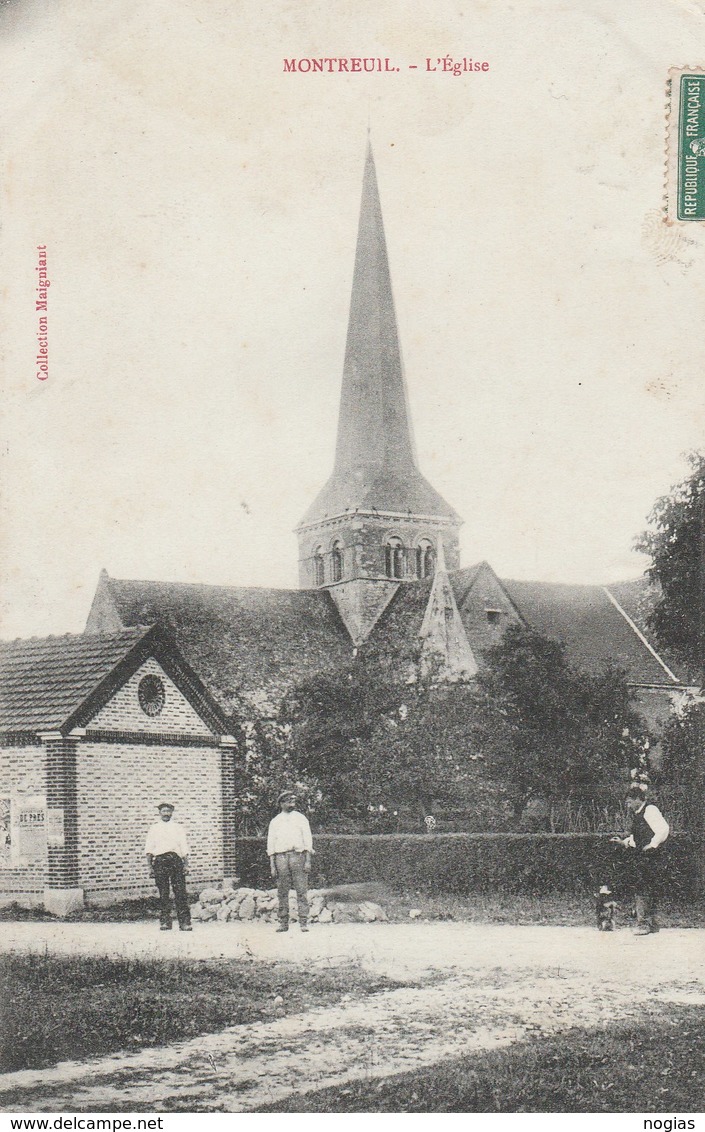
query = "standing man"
(145, 802, 192, 931)
(267, 790, 313, 933)
(613, 786, 670, 935)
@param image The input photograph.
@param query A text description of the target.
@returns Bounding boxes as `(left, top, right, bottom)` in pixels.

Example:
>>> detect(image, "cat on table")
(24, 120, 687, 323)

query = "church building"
(85, 142, 687, 730)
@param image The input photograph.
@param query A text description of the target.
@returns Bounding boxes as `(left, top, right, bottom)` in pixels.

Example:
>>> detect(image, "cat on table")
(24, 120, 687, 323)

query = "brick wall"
(0, 742, 47, 898)
(87, 658, 212, 736)
(77, 740, 223, 900)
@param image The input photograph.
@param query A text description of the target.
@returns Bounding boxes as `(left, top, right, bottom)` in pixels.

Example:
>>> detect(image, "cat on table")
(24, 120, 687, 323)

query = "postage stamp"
(666, 66, 705, 221)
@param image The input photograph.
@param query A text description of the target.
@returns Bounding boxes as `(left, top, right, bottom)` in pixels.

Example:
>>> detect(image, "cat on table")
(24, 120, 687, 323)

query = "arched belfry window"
(416, 539, 435, 579)
(385, 536, 405, 579)
(330, 540, 343, 583)
(313, 546, 324, 587)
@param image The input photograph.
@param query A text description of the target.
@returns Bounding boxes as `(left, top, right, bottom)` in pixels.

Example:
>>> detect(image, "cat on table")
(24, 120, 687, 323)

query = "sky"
(1, 0, 705, 638)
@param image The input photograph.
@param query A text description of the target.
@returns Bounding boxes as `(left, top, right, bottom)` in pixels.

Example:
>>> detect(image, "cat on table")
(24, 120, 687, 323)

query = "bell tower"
(296, 141, 462, 644)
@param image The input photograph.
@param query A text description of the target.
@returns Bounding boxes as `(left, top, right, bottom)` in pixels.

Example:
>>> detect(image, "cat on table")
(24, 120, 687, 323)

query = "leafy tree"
(635, 451, 705, 677)
(660, 698, 705, 832)
(280, 655, 487, 828)
(252, 625, 652, 831)
(661, 699, 705, 783)
(473, 625, 650, 818)
(357, 674, 490, 823)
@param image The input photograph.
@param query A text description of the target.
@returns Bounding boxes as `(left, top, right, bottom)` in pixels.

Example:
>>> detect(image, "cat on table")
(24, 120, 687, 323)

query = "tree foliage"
(273, 625, 649, 828)
(472, 625, 650, 816)
(661, 699, 705, 784)
(279, 655, 485, 828)
(635, 450, 705, 676)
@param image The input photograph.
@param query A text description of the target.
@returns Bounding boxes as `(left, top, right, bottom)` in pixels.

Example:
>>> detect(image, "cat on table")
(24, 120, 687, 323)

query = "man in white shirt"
(612, 786, 670, 935)
(145, 803, 192, 931)
(267, 789, 313, 933)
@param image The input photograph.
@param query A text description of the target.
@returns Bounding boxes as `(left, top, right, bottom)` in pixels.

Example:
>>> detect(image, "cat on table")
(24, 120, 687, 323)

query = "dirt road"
(1, 921, 704, 1111)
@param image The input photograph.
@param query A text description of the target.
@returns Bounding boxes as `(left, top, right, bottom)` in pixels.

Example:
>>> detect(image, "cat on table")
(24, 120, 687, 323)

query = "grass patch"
(0, 951, 405, 1073)
(0, 897, 164, 922)
(3, 891, 703, 927)
(262, 1003, 705, 1113)
(383, 890, 705, 928)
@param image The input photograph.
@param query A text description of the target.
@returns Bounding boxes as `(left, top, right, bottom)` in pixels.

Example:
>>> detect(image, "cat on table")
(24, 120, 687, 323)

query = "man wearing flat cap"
(267, 790, 313, 933)
(145, 803, 192, 931)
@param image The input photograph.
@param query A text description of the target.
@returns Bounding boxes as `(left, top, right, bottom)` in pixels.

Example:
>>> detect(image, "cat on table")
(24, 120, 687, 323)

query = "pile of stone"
(190, 885, 388, 925)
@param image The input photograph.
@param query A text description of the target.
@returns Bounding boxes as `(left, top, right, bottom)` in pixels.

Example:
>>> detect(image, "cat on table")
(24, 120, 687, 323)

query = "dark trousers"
(153, 852, 191, 927)
(274, 851, 309, 925)
(634, 852, 661, 930)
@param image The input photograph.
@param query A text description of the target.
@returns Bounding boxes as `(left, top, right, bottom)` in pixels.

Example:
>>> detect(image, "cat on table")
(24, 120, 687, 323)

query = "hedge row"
(234, 833, 701, 900)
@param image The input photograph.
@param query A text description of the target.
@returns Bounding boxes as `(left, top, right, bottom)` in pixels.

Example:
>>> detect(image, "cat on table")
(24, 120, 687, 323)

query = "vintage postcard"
(1, 0, 705, 1122)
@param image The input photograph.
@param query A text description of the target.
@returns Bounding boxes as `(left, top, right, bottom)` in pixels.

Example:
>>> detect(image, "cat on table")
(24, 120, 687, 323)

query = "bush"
(235, 832, 700, 901)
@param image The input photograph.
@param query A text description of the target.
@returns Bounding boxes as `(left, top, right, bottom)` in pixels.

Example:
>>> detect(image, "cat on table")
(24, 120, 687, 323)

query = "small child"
(594, 885, 617, 931)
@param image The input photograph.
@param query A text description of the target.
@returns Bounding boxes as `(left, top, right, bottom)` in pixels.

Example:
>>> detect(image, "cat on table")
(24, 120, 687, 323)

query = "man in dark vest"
(613, 785, 670, 935)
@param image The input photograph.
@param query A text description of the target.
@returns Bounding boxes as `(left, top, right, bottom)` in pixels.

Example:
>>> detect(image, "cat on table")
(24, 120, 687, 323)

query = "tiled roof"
(96, 577, 353, 716)
(0, 628, 150, 732)
(84, 567, 682, 724)
(499, 578, 680, 685)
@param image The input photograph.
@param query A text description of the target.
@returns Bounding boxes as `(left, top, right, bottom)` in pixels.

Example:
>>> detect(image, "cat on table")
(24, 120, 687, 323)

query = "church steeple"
(300, 142, 458, 527)
(331, 140, 418, 486)
(297, 141, 462, 643)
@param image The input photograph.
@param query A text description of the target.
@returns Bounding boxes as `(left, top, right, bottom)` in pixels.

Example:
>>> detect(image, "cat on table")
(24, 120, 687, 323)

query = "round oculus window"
(138, 674, 166, 717)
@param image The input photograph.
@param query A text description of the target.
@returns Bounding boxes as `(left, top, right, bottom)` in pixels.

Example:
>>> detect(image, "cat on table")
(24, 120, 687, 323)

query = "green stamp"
(668, 69, 705, 221)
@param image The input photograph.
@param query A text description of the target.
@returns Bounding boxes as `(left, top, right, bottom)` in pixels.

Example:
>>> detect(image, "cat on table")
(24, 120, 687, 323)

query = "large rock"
(316, 882, 390, 903)
(199, 903, 218, 921)
(199, 887, 224, 906)
(216, 904, 233, 922)
(330, 903, 361, 923)
(357, 901, 378, 922)
(317, 906, 333, 923)
(255, 893, 277, 912)
(359, 901, 388, 922)
(238, 895, 256, 920)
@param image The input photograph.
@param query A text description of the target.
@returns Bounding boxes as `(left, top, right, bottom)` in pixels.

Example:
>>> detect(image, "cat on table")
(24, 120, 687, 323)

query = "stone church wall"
(455, 564, 521, 654)
(77, 740, 223, 903)
(299, 515, 460, 587)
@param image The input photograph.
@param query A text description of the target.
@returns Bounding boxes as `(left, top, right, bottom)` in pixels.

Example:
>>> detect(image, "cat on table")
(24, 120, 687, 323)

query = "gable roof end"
(0, 625, 231, 736)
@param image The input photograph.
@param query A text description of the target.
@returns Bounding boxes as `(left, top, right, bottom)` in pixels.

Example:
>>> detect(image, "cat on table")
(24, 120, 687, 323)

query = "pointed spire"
(300, 142, 458, 525)
(333, 140, 417, 478)
(419, 541, 478, 679)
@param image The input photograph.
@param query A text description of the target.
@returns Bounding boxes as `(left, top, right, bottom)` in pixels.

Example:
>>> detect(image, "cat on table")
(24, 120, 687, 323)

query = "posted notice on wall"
(0, 795, 48, 867)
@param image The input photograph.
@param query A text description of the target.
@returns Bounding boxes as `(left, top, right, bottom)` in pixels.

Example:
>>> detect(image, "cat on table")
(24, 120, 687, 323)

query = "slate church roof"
(84, 566, 685, 722)
(499, 577, 681, 684)
(85, 573, 353, 717)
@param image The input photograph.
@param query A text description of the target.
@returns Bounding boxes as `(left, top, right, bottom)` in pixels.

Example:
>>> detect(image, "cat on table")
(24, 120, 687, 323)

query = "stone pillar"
(220, 736, 239, 887)
(40, 731, 84, 916)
